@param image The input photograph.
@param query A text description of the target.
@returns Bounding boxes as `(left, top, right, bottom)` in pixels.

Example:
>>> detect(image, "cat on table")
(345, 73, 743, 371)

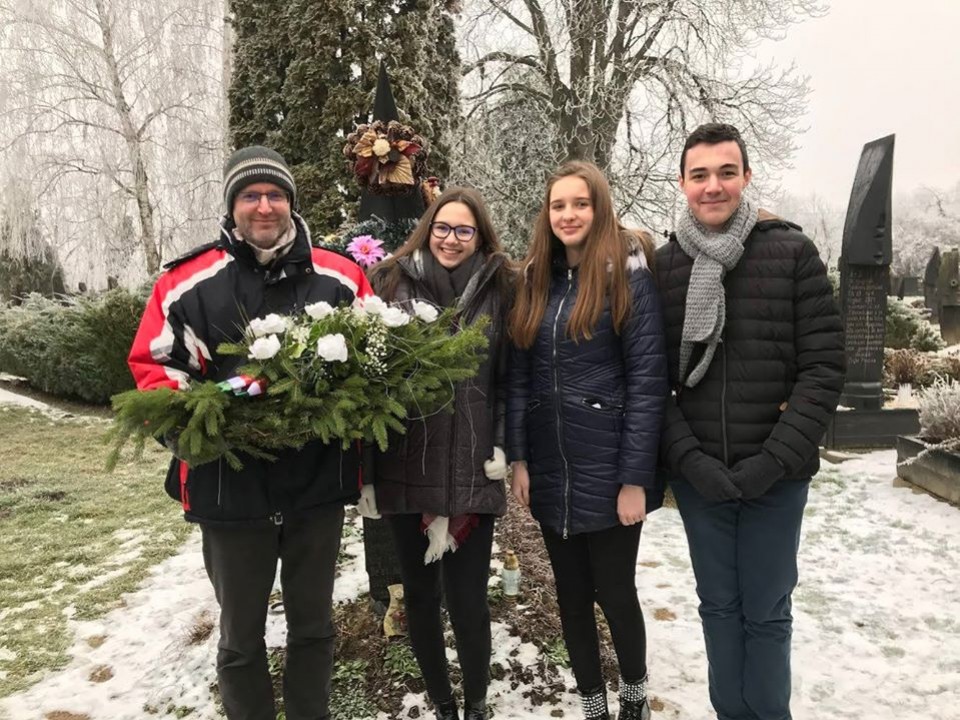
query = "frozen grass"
(0, 405, 191, 697)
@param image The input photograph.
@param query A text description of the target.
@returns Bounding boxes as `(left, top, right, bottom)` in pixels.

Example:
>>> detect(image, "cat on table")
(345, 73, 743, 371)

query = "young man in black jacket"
(129, 146, 373, 720)
(655, 124, 844, 720)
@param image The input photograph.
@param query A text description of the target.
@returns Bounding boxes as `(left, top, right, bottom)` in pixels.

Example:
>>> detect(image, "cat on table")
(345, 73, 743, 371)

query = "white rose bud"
(249, 313, 288, 337)
(411, 300, 439, 323)
(305, 301, 334, 320)
(381, 306, 411, 328)
(248, 334, 282, 360)
(316, 333, 349, 363)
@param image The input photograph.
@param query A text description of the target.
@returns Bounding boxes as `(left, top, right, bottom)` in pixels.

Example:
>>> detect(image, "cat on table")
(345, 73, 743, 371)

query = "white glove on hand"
(483, 446, 508, 480)
(357, 484, 381, 519)
(424, 515, 456, 564)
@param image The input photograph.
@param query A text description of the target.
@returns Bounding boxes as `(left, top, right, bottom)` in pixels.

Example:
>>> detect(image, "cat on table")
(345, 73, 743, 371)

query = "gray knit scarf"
(675, 197, 758, 387)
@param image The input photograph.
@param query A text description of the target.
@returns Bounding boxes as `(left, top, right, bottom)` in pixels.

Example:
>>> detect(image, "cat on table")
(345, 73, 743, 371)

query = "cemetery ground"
(0, 390, 958, 720)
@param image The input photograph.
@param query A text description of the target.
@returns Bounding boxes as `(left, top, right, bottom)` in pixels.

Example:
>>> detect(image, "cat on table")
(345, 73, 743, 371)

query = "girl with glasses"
(506, 162, 667, 720)
(366, 187, 515, 720)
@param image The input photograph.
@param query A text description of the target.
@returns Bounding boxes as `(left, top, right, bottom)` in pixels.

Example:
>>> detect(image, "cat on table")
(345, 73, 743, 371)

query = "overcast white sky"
(756, 0, 960, 205)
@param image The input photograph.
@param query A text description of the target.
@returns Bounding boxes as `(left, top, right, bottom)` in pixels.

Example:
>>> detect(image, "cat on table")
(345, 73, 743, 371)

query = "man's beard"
(236, 214, 293, 249)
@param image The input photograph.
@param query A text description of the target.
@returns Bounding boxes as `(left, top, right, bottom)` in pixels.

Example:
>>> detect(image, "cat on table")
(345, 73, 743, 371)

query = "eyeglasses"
(431, 222, 477, 242)
(237, 191, 289, 206)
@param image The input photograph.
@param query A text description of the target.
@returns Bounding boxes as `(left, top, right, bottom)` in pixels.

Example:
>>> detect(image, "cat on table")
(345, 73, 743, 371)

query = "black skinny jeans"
(541, 521, 647, 693)
(388, 513, 495, 705)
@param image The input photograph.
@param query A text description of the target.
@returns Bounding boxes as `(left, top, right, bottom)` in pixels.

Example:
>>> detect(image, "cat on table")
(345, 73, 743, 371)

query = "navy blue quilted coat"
(505, 251, 668, 537)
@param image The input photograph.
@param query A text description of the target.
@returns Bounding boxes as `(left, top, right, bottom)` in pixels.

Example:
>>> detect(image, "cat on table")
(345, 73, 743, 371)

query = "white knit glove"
(483, 446, 508, 480)
(357, 484, 381, 519)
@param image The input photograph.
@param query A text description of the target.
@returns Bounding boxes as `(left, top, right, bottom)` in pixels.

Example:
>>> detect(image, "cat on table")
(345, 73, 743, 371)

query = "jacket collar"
(218, 212, 314, 282)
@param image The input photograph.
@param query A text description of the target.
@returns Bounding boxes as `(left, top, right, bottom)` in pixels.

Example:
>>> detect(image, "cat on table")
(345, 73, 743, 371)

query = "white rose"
(249, 313, 288, 337)
(411, 300, 439, 323)
(316, 333, 349, 363)
(248, 334, 282, 360)
(381, 306, 411, 328)
(305, 301, 334, 320)
(353, 295, 388, 316)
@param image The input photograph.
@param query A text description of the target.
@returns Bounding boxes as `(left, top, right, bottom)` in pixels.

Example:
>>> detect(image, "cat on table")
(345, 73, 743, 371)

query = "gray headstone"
(839, 135, 895, 411)
(900, 277, 921, 298)
(938, 248, 960, 345)
(924, 247, 941, 321)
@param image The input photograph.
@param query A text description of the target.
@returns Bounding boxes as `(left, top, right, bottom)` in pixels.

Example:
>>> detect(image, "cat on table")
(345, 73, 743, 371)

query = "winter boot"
(434, 698, 460, 720)
(464, 698, 489, 720)
(579, 685, 610, 720)
(618, 674, 651, 720)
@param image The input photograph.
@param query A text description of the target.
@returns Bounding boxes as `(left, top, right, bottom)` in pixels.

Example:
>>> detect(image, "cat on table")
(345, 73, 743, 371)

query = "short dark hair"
(680, 123, 750, 177)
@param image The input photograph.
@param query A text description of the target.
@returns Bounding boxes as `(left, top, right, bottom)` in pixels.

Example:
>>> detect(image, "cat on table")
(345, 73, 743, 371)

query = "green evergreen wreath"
(106, 298, 488, 471)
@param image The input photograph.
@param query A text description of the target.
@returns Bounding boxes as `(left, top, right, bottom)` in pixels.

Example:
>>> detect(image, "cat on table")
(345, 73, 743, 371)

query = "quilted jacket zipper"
(554, 269, 574, 538)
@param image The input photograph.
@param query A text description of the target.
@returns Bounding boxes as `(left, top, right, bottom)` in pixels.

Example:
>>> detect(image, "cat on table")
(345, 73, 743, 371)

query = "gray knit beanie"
(223, 145, 297, 212)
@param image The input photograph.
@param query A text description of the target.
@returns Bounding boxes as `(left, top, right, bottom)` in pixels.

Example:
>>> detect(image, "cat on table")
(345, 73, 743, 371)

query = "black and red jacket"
(128, 214, 373, 527)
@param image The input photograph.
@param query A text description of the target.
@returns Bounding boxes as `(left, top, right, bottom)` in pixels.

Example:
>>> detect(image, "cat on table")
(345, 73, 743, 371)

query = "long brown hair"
(509, 161, 631, 348)
(370, 186, 505, 300)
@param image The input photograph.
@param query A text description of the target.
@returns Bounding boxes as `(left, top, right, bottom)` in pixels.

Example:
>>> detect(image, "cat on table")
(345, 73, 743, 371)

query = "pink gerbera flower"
(346, 234, 386, 268)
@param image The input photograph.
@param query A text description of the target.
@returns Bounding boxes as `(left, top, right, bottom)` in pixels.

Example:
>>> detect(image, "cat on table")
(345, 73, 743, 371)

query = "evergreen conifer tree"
(229, 0, 460, 234)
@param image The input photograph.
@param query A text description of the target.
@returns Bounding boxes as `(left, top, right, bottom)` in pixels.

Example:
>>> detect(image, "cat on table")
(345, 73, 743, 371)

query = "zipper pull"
(272, 512, 283, 526)
(568, 268, 573, 281)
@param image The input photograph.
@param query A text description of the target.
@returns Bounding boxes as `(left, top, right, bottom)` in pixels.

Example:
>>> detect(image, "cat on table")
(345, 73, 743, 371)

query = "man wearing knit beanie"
(129, 143, 376, 720)
(222, 145, 300, 261)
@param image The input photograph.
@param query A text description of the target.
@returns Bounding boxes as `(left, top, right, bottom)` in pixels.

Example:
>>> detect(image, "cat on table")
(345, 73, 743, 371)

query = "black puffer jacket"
(655, 216, 844, 480)
(128, 214, 373, 527)
(370, 251, 512, 517)
(506, 249, 668, 537)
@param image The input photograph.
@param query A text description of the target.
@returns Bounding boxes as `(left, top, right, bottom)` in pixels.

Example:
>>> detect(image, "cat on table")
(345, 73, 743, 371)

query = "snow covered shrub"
(885, 297, 946, 352)
(0, 288, 146, 403)
(884, 348, 922, 385)
(921, 355, 960, 385)
(917, 379, 960, 445)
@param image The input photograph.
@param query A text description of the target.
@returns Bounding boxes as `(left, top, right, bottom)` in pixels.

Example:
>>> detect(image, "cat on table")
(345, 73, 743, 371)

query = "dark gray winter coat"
(655, 214, 845, 480)
(370, 250, 512, 517)
(505, 247, 668, 537)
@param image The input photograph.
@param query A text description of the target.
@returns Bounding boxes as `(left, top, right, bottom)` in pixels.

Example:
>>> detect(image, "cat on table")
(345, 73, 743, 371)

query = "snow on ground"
(0, 387, 51, 413)
(2, 450, 958, 720)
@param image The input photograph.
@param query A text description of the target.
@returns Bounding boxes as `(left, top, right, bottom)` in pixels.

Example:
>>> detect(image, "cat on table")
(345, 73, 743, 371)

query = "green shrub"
(0, 288, 147, 404)
(885, 298, 946, 351)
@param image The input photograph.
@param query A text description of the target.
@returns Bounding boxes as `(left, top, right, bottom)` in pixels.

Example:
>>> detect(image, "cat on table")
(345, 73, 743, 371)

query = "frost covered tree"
(229, 0, 462, 234)
(0, 0, 225, 283)
(892, 184, 960, 277)
(458, 0, 821, 231)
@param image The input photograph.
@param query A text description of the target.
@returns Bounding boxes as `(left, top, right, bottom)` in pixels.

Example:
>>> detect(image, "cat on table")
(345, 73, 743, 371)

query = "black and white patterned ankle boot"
(618, 674, 651, 720)
(579, 685, 610, 720)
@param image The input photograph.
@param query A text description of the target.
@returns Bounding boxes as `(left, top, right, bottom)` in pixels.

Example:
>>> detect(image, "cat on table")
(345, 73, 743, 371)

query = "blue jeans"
(672, 478, 809, 720)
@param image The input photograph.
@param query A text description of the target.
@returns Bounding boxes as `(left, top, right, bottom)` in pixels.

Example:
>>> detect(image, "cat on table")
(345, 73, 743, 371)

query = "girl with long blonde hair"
(506, 161, 666, 720)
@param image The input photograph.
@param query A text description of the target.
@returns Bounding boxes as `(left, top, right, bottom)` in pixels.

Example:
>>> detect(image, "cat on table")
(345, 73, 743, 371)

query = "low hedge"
(0, 288, 147, 404)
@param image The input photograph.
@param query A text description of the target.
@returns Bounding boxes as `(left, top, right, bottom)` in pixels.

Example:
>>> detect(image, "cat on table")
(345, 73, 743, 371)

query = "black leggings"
(388, 513, 495, 705)
(541, 522, 647, 692)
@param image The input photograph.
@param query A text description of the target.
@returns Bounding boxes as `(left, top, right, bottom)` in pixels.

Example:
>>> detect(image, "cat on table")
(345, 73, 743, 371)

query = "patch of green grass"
(0, 406, 191, 697)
